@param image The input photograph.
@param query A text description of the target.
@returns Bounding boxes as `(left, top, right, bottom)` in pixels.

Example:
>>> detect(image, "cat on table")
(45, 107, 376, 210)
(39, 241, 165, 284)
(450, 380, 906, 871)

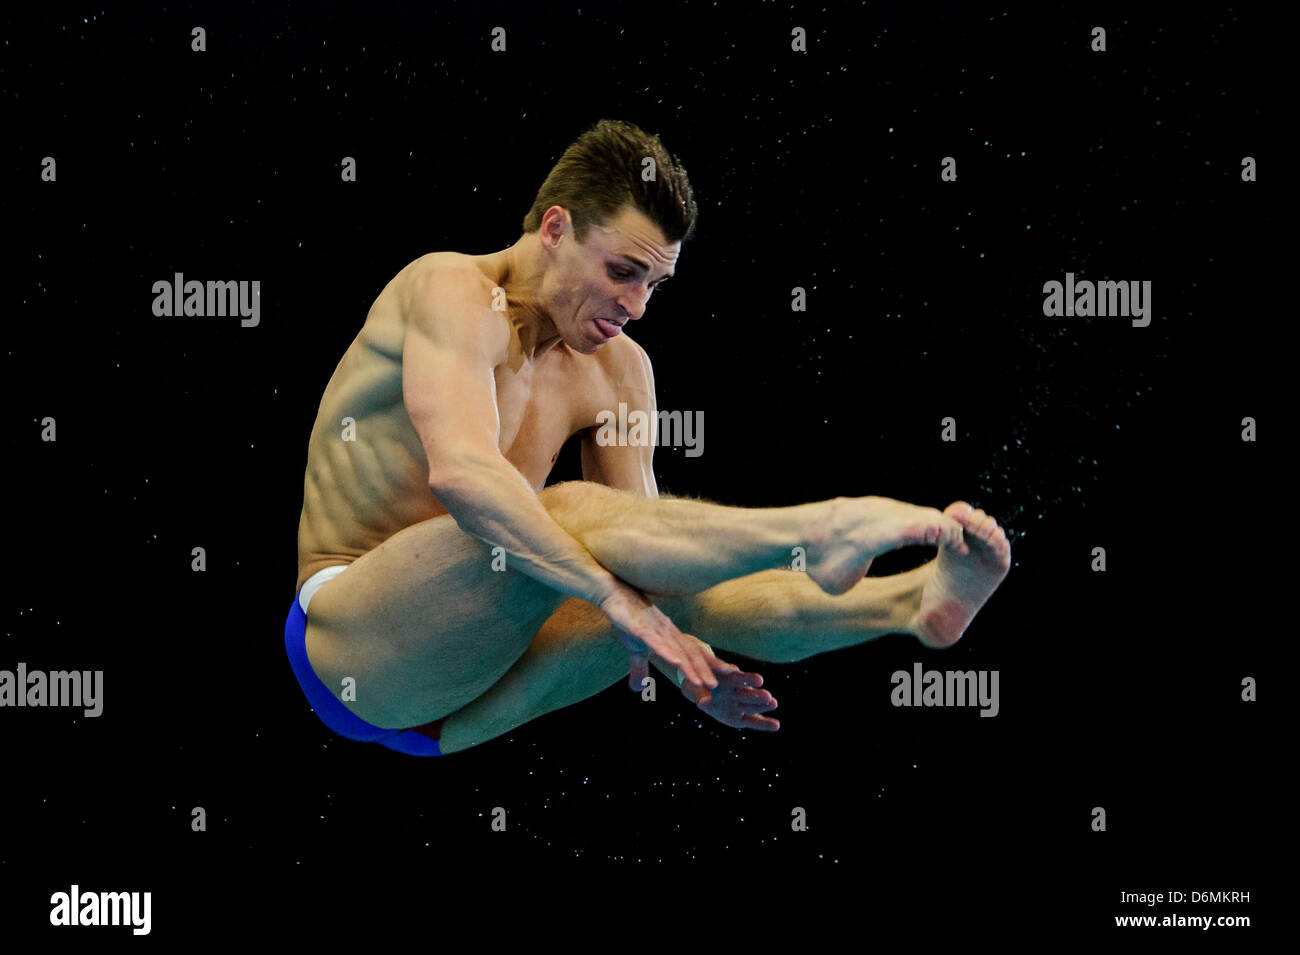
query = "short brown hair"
(521, 119, 698, 246)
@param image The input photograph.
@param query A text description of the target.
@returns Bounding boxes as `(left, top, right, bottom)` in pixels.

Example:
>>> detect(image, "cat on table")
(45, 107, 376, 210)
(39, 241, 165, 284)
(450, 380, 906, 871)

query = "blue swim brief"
(284, 589, 446, 757)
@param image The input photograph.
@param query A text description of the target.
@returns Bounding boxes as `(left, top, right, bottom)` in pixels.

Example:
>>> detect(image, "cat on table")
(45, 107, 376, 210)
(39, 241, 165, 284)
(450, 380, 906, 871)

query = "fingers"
(694, 645, 719, 689)
(733, 686, 777, 705)
(615, 602, 720, 690)
(678, 636, 718, 690)
(641, 606, 716, 690)
(693, 684, 778, 711)
(722, 669, 762, 688)
(688, 659, 755, 682)
(742, 713, 780, 731)
(645, 642, 709, 692)
(669, 647, 708, 690)
(693, 637, 720, 688)
(627, 651, 650, 692)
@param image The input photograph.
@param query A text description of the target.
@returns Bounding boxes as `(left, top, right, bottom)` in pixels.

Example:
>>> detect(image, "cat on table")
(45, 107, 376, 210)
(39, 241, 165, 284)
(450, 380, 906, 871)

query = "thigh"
(303, 506, 571, 729)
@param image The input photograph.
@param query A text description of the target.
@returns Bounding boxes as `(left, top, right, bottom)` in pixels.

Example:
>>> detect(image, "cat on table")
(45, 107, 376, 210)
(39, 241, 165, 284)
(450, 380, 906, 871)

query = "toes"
(969, 516, 1011, 556)
(944, 501, 975, 523)
(941, 502, 1010, 553)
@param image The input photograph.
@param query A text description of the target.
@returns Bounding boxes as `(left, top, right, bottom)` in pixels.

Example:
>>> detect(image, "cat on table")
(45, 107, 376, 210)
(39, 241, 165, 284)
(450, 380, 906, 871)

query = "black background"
(1, 0, 1281, 939)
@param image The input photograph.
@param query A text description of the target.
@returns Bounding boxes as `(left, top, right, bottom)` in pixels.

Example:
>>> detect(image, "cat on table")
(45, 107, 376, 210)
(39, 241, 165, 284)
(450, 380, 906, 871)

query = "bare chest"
(492, 352, 598, 488)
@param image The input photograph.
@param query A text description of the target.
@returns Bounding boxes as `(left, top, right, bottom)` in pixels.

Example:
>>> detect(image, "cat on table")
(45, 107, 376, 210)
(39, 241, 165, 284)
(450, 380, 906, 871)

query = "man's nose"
(617, 284, 650, 321)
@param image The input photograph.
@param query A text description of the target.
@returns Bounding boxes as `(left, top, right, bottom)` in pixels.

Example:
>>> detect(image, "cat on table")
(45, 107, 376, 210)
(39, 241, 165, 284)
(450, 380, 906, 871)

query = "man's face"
(550, 205, 679, 353)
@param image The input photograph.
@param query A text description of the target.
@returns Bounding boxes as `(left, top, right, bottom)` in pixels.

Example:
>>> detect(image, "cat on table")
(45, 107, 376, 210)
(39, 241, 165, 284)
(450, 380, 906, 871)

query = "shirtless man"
(283, 119, 1011, 758)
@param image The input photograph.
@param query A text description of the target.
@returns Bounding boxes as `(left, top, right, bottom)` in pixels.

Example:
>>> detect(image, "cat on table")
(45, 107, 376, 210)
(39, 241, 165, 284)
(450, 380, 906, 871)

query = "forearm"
(432, 455, 619, 605)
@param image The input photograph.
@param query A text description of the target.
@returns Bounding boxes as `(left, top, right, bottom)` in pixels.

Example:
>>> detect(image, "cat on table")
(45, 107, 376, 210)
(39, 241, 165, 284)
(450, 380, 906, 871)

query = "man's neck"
(494, 240, 564, 365)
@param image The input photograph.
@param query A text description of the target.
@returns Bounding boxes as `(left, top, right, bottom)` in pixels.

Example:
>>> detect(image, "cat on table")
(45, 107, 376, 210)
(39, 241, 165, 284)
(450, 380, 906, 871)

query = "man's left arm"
(579, 340, 692, 689)
(579, 337, 659, 500)
(579, 340, 781, 728)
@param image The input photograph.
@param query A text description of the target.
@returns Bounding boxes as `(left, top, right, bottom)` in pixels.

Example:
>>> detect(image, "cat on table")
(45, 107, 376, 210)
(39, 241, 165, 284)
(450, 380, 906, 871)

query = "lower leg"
(439, 501, 1013, 754)
(667, 500, 1014, 659)
(438, 563, 927, 754)
(656, 563, 927, 665)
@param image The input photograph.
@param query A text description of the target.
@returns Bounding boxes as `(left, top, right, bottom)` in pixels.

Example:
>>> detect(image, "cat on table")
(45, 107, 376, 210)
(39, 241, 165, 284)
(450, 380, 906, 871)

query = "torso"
(294, 251, 622, 593)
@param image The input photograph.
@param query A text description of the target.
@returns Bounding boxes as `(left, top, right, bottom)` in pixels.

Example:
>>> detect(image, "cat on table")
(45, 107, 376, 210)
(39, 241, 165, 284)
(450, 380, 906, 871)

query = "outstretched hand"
(599, 583, 720, 693)
(599, 582, 779, 731)
(679, 648, 780, 732)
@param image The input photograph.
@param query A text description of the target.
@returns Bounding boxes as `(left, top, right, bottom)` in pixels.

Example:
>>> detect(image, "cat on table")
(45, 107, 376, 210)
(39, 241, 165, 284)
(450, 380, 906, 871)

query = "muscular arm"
(404, 268, 620, 606)
(579, 335, 660, 500)
(574, 336, 778, 721)
(580, 339, 690, 690)
(406, 279, 717, 693)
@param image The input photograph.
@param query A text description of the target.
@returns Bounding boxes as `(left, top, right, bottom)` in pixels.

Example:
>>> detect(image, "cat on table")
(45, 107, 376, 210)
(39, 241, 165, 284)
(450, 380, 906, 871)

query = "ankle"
(803, 496, 844, 566)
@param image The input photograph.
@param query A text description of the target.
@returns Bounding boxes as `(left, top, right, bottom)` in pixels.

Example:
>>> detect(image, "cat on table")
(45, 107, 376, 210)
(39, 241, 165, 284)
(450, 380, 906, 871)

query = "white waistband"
(299, 564, 349, 614)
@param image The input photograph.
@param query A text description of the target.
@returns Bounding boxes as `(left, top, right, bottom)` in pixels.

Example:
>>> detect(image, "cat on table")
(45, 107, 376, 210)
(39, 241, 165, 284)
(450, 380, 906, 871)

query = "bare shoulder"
(404, 252, 499, 316)
(404, 251, 495, 295)
(402, 253, 509, 356)
(619, 330, 652, 372)
(595, 330, 654, 394)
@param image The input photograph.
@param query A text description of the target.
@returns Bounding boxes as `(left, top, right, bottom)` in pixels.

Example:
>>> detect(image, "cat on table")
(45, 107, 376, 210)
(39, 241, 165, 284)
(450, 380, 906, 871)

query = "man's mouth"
(594, 317, 623, 338)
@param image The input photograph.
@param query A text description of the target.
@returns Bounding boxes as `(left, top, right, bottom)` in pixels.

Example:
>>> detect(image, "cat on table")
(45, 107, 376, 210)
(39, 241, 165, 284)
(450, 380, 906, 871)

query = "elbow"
(427, 451, 497, 500)
(426, 457, 504, 542)
(428, 462, 474, 499)
(427, 466, 478, 534)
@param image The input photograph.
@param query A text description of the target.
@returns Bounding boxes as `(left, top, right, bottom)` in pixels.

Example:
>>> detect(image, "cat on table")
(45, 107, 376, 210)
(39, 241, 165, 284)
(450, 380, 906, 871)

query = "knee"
(537, 480, 625, 532)
(538, 480, 609, 507)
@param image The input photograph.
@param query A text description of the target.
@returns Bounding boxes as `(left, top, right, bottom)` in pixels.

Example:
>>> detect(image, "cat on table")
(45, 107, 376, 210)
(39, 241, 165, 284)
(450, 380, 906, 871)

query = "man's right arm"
(402, 266, 720, 692)
(402, 268, 620, 607)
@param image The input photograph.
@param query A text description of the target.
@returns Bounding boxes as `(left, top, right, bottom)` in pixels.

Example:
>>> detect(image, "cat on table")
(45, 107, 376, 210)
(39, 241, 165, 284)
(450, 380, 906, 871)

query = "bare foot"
(911, 502, 1011, 648)
(806, 496, 970, 596)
